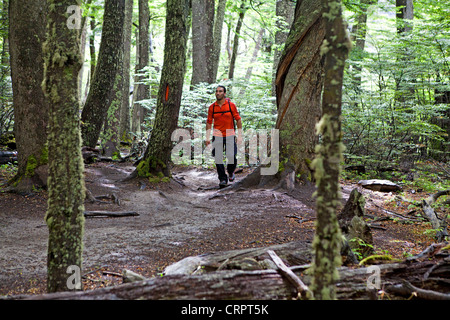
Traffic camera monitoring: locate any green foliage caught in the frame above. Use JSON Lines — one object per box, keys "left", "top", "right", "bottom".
{"left": 342, "top": 0, "right": 450, "bottom": 170}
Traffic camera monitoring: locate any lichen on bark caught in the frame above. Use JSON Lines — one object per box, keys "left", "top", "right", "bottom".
{"left": 309, "top": 0, "right": 350, "bottom": 300}
{"left": 42, "top": 0, "right": 86, "bottom": 293}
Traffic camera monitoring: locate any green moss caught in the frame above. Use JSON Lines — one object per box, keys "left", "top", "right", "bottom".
{"left": 25, "top": 155, "right": 38, "bottom": 177}
{"left": 136, "top": 156, "right": 167, "bottom": 178}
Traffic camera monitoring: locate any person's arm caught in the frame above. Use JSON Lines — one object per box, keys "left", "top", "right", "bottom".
{"left": 236, "top": 119, "right": 243, "bottom": 145}
{"left": 206, "top": 122, "right": 212, "bottom": 146}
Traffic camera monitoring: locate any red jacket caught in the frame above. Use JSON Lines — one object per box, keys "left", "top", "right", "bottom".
{"left": 207, "top": 99, "right": 241, "bottom": 137}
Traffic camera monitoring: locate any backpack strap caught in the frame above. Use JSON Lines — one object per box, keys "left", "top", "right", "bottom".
{"left": 212, "top": 98, "right": 236, "bottom": 132}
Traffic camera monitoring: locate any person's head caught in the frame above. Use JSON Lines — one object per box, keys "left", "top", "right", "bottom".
{"left": 215, "top": 85, "right": 226, "bottom": 100}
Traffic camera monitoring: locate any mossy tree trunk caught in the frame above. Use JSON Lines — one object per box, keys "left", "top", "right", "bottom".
{"left": 134, "top": 0, "right": 190, "bottom": 179}
{"left": 275, "top": 0, "right": 326, "bottom": 184}
{"left": 80, "top": 0, "right": 126, "bottom": 148}
{"left": 8, "top": 0, "right": 49, "bottom": 193}
{"left": 309, "top": 0, "right": 351, "bottom": 300}
{"left": 41, "top": 0, "right": 86, "bottom": 293}
{"left": 101, "top": 0, "right": 133, "bottom": 158}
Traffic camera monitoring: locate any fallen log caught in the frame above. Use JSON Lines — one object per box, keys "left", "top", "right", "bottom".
{"left": 83, "top": 211, "right": 139, "bottom": 218}
{"left": 7, "top": 242, "right": 449, "bottom": 300}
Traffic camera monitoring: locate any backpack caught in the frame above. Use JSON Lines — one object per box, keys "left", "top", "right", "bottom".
{"left": 211, "top": 98, "right": 236, "bottom": 131}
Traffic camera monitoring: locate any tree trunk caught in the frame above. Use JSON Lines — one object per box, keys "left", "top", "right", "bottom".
{"left": 133, "top": 0, "right": 190, "bottom": 178}
{"left": 396, "top": 0, "right": 414, "bottom": 34}
{"left": 134, "top": 0, "right": 150, "bottom": 119}
{"left": 41, "top": 0, "right": 85, "bottom": 293}
{"left": 310, "top": 0, "right": 350, "bottom": 300}
{"left": 8, "top": 0, "right": 49, "bottom": 193}
{"left": 274, "top": 0, "right": 326, "bottom": 183}
{"left": 271, "top": 0, "right": 295, "bottom": 96}
{"left": 211, "top": 0, "right": 227, "bottom": 83}
{"left": 191, "top": 0, "right": 215, "bottom": 86}
{"left": 228, "top": 0, "right": 247, "bottom": 80}
{"left": 244, "top": 28, "right": 264, "bottom": 80}
{"left": 119, "top": 0, "right": 134, "bottom": 143}
{"left": 101, "top": 0, "right": 132, "bottom": 158}
{"left": 226, "top": 0, "right": 326, "bottom": 191}
{"left": 80, "top": 0, "right": 126, "bottom": 147}
{"left": 350, "top": 0, "right": 376, "bottom": 92}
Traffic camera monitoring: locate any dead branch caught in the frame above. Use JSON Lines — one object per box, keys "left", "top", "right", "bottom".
{"left": 83, "top": 211, "right": 139, "bottom": 218}
{"left": 267, "top": 250, "right": 312, "bottom": 298}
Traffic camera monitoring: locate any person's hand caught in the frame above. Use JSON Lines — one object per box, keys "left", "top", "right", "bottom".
{"left": 205, "top": 140, "right": 211, "bottom": 147}
{"left": 236, "top": 135, "right": 242, "bottom": 146}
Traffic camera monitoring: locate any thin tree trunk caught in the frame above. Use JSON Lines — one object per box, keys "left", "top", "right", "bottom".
{"left": 8, "top": 0, "right": 49, "bottom": 192}
{"left": 244, "top": 28, "right": 264, "bottom": 80}
{"left": 80, "top": 0, "right": 126, "bottom": 148}
{"left": 228, "top": 0, "right": 247, "bottom": 80}
{"left": 119, "top": 0, "right": 134, "bottom": 143}
{"left": 211, "top": 0, "right": 227, "bottom": 83}
{"left": 42, "top": 0, "right": 85, "bottom": 293}
{"left": 310, "top": 0, "right": 350, "bottom": 300}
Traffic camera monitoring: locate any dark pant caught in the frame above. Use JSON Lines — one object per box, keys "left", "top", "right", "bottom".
{"left": 212, "top": 135, "right": 237, "bottom": 182}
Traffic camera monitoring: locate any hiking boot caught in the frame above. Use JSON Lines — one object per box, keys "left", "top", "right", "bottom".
{"left": 219, "top": 180, "right": 227, "bottom": 188}
{"left": 228, "top": 173, "right": 235, "bottom": 182}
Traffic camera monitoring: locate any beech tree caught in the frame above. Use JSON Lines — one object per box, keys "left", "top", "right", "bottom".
{"left": 133, "top": 0, "right": 190, "bottom": 179}
{"left": 310, "top": 0, "right": 351, "bottom": 299}
{"left": 191, "top": 0, "right": 215, "bottom": 85}
{"left": 80, "top": 0, "right": 126, "bottom": 148}
{"left": 42, "top": 0, "right": 85, "bottom": 293}
{"left": 8, "top": 0, "right": 49, "bottom": 192}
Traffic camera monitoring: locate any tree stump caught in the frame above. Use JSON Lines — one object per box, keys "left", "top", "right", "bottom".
{"left": 338, "top": 188, "right": 374, "bottom": 258}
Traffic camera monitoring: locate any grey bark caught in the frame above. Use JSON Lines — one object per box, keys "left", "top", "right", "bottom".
{"left": 8, "top": 0, "right": 49, "bottom": 192}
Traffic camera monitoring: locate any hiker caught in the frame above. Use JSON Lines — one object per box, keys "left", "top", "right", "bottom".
{"left": 205, "top": 85, "right": 242, "bottom": 188}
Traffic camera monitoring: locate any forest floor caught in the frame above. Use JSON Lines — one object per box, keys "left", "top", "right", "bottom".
{"left": 0, "top": 159, "right": 448, "bottom": 297}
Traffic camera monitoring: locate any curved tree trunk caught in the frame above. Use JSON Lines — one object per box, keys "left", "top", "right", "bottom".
{"left": 8, "top": 0, "right": 49, "bottom": 193}
{"left": 231, "top": 0, "right": 326, "bottom": 191}
{"left": 275, "top": 0, "right": 326, "bottom": 184}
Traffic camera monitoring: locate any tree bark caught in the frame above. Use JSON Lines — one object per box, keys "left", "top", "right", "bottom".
{"left": 309, "top": 0, "right": 351, "bottom": 300}
{"left": 80, "top": 0, "right": 126, "bottom": 147}
{"left": 211, "top": 0, "right": 227, "bottom": 83}
{"left": 133, "top": 0, "right": 190, "bottom": 178}
{"left": 274, "top": 0, "right": 326, "bottom": 183}
{"left": 191, "top": 0, "right": 215, "bottom": 86}
{"left": 119, "top": 0, "right": 134, "bottom": 143}
{"left": 13, "top": 243, "right": 450, "bottom": 300}
{"left": 228, "top": 0, "right": 247, "bottom": 80}
{"left": 8, "top": 0, "right": 49, "bottom": 192}
{"left": 101, "top": 0, "right": 132, "bottom": 158}
{"left": 271, "top": 0, "right": 295, "bottom": 96}
{"left": 41, "top": 0, "right": 85, "bottom": 293}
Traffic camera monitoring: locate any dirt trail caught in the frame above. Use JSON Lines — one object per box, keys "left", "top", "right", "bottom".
{"left": 0, "top": 162, "right": 317, "bottom": 295}
{"left": 0, "top": 160, "right": 437, "bottom": 296}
